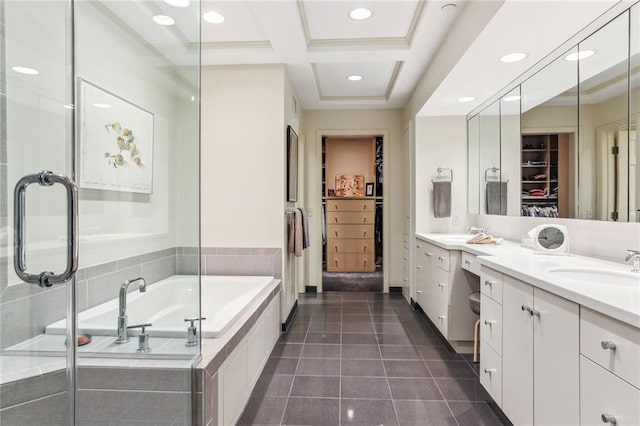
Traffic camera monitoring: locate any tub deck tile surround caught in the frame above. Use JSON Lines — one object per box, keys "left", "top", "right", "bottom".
{"left": 238, "top": 292, "right": 507, "bottom": 426}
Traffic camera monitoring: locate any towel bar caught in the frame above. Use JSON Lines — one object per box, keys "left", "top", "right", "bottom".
{"left": 431, "top": 166, "right": 453, "bottom": 183}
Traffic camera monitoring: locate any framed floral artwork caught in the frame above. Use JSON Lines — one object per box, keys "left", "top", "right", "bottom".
{"left": 78, "top": 79, "right": 154, "bottom": 193}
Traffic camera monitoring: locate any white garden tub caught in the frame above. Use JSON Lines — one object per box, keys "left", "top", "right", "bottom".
{"left": 45, "top": 275, "right": 276, "bottom": 338}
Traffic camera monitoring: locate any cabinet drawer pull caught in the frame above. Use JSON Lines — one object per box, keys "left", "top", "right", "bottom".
{"left": 334, "top": 245, "right": 338, "bottom": 253}
{"left": 521, "top": 305, "right": 532, "bottom": 313}
{"left": 464, "top": 260, "right": 471, "bottom": 266}
{"left": 601, "top": 414, "right": 617, "bottom": 424}
{"left": 363, "top": 204, "right": 367, "bottom": 210}
{"left": 364, "top": 259, "right": 367, "bottom": 267}
{"left": 530, "top": 309, "right": 541, "bottom": 317}
{"left": 335, "top": 231, "right": 338, "bottom": 237}
{"left": 484, "top": 320, "right": 496, "bottom": 326}
{"left": 484, "top": 280, "right": 495, "bottom": 286}
{"left": 363, "top": 245, "right": 367, "bottom": 253}
{"left": 334, "top": 204, "right": 338, "bottom": 210}
{"left": 438, "top": 315, "right": 446, "bottom": 320}
{"left": 438, "top": 283, "right": 446, "bottom": 287}
{"left": 334, "top": 259, "right": 339, "bottom": 267}
{"left": 363, "top": 231, "right": 367, "bottom": 237}
{"left": 416, "top": 290, "right": 423, "bottom": 294}
{"left": 438, "top": 256, "right": 444, "bottom": 261}
{"left": 416, "top": 266, "right": 423, "bottom": 269}
{"left": 426, "top": 252, "right": 433, "bottom": 257}
{"left": 484, "top": 368, "right": 496, "bottom": 374}
{"left": 601, "top": 341, "right": 616, "bottom": 351}
{"left": 363, "top": 217, "right": 367, "bottom": 224}
{"left": 334, "top": 217, "right": 338, "bottom": 223}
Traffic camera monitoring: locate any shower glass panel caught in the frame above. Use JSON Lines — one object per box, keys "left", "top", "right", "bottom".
{"left": 1, "top": 1, "right": 200, "bottom": 424}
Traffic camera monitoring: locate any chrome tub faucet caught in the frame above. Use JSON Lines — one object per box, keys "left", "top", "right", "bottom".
{"left": 116, "top": 277, "right": 147, "bottom": 344}
{"left": 625, "top": 249, "right": 640, "bottom": 273}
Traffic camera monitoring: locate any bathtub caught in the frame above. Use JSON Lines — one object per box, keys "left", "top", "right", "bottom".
{"left": 45, "top": 275, "right": 277, "bottom": 338}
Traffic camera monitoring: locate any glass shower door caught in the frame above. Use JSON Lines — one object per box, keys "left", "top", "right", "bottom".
{"left": 1, "top": 0, "right": 77, "bottom": 424}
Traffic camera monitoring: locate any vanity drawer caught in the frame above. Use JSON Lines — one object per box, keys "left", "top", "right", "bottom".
{"left": 480, "top": 293, "right": 503, "bottom": 355}
{"left": 580, "top": 307, "right": 640, "bottom": 388}
{"left": 327, "top": 238, "right": 372, "bottom": 254}
{"left": 435, "top": 268, "right": 451, "bottom": 303}
{"left": 480, "top": 341, "right": 503, "bottom": 407}
{"left": 461, "top": 252, "right": 480, "bottom": 276}
{"left": 580, "top": 355, "right": 640, "bottom": 426}
{"left": 431, "top": 300, "right": 449, "bottom": 339}
{"left": 327, "top": 253, "right": 374, "bottom": 271}
{"left": 480, "top": 265, "right": 503, "bottom": 304}
{"left": 327, "top": 199, "right": 374, "bottom": 212}
{"left": 326, "top": 211, "right": 374, "bottom": 225}
{"left": 327, "top": 224, "right": 373, "bottom": 239}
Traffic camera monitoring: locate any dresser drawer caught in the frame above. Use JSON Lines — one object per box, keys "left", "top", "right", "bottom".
{"left": 327, "top": 211, "right": 374, "bottom": 225}
{"left": 480, "top": 341, "right": 502, "bottom": 407}
{"left": 461, "top": 252, "right": 480, "bottom": 276}
{"left": 580, "top": 307, "right": 640, "bottom": 388}
{"left": 327, "top": 238, "right": 372, "bottom": 254}
{"left": 580, "top": 355, "right": 640, "bottom": 426}
{"left": 326, "top": 199, "right": 374, "bottom": 212}
{"left": 480, "top": 293, "right": 503, "bottom": 355}
{"left": 480, "top": 265, "right": 503, "bottom": 304}
{"left": 327, "top": 253, "right": 375, "bottom": 271}
{"left": 327, "top": 224, "right": 373, "bottom": 239}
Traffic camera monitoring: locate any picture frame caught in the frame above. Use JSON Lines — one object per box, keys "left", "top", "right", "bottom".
{"left": 286, "top": 125, "right": 298, "bottom": 202}
{"left": 365, "top": 182, "right": 375, "bottom": 197}
{"left": 78, "top": 79, "right": 154, "bottom": 193}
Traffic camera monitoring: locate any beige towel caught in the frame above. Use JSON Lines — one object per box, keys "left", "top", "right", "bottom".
{"left": 294, "top": 209, "right": 303, "bottom": 257}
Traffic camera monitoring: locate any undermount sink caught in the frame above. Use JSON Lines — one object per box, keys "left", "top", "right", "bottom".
{"left": 546, "top": 267, "right": 640, "bottom": 287}
{"left": 436, "top": 234, "right": 473, "bottom": 243}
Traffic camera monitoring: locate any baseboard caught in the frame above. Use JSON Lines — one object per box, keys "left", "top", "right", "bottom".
{"left": 281, "top": 300, "right": 298, "bottom": 332}
{"left": 389, "top": 286, "right": 402, "bottom": 293}
{"left": 410, "top": 297, "right": 416, "bottom": 309}
{"left": 305, "top": 285, "right": 317, "bottom": 293}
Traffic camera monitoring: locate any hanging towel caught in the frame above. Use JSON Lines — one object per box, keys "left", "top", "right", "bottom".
{"left": 433, "top": 181, "right": 452, "bottom": 218}
{"left": 486, "top": 181, "right": 508, "bottom": 215}
{"left": 298, "top": 207, "right": 310, "bottom": 249}
{"left": 294, "top": 209, "right": 303, "bottom": 257}
{"left": 287, "top": 212, "right": 295, "bottom": 254}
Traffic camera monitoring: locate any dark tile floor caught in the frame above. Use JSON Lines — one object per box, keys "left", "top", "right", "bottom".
{"left": 238, "top": 292, "right": 506, "bottom": 426}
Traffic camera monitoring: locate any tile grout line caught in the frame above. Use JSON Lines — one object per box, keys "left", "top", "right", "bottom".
{"left": 370, "top": 298, "right": 401, "bottom": 426}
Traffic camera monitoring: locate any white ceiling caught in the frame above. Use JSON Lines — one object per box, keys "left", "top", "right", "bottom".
{"left": 197, "top": 0, "right": 464, "bottom": 109}
{"left": 418, "top": 0, "right": 627, "bottom": 116}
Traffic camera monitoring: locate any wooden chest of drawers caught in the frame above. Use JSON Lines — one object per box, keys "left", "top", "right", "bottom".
{"left": 326, "top": 198, "right": 375, "bottom": 272}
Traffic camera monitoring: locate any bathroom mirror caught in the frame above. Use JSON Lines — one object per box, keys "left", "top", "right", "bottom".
{"left": 479, "top": 100, "right": 504, "bottom": 215}
{"left": 467, "top": 114, "right": 480, "bottom": 214}
{"left": 468, "top": 6, "right": 639, "bottom": 222}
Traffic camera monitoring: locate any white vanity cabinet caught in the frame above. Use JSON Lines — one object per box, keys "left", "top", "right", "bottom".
{"left": 502, "top": 274, "right": 579, "bottom": 426}
{"left": 579, "top": 308, "right": 640, "bottom": 426}
{"left": 414, "top": 238, "right": 478, "bottom": 348}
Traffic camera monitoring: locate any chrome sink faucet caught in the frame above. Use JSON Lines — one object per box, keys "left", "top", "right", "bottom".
{"left": 116, "top": 277, "right": 147, "bottom": 344}
{"left": 468, "top": 226, "right": 488, "bottom": 234}
{"left": 625, "top": 250, "right": 640, "bottom": 273}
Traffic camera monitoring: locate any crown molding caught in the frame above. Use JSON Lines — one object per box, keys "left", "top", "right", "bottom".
{"left": 312, "top": 61, "right": 404, "bottom": 102}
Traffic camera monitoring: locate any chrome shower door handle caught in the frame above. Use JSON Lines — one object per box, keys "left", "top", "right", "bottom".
{"left": 14, "top": 171, "right": 79, "bottom": 287}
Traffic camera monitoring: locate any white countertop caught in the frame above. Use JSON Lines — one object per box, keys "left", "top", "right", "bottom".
{"left": 416, "top": 233, "right": 640, "bottom": 328}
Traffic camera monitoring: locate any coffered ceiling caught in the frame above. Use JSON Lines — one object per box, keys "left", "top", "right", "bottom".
{"left": 198, "top": 0, "right": 463, "bottom": 109}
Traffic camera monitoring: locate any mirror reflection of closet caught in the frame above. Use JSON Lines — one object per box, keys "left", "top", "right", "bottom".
{"left": 321, "top": 136, "right": 383, "bottom": 291}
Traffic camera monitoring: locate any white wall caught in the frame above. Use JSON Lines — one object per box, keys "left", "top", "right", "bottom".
{"left": 414, "top": 116, "right": 470, "bottom": 234}
{"left": 303, "top": 109, "right": 404, "bottom": 291}
{"left": 201, "top": 65, "right": 285, "bottom": 248}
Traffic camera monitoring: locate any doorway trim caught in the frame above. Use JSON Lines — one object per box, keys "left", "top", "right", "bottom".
{"left": 314, "top": 129, "right": 390, "bottom": 293}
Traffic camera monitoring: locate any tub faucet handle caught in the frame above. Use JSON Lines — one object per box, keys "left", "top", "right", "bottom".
{"left": 126, "top": 323, "right": 152, "bottom": 353}
{"left": 185, "top": 317, "right": 207, "bottom": 347}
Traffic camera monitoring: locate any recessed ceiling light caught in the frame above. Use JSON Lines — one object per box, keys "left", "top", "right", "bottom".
{"left": 500, "top": 52, "right": 528, "bottom": 63}
{"left": 349, "top": 8, "right": 372, "bottom": 20}
{"left": 203, "top": 10, "right": 225, "bottom": 24}
{"left": 164, "top": 0, "right": 189, "bottom": 7}
{"left": 503, "top": 95, "right": 521, "bottom": 102}
{"left": 565, "top": 49, "right": 595, "bottom": 61}
{"left": 152, "top": 15, "right": 175, "bottom": 26}
{"left": 12, "top": 66, "right": 39, "bottom": 75}
{"left": 347, "top": 74, "right": 363, "bottom": 81}
{"left": 93, "top": 103, "right": 111, "bottom": 109}
{"left": 458, "top": 96, "right": 475, "bottom": 103}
